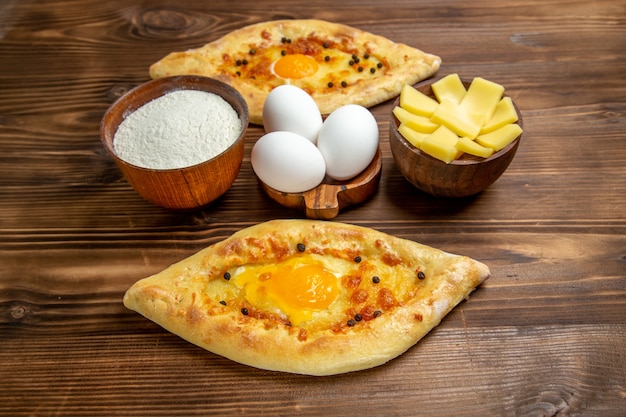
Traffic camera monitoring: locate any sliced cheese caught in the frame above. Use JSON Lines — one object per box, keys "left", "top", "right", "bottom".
{"left": 397, "top": 74, "right": 523, "bottom": 164}
{"left": 430, "top": 99, "right": 484, "bottom": 139}
{"left": 456, "top": 137, "right": 494, "bottom": 158}
{"left": 393, "top": 106, "right": 439, "bottom": 133}
{"left": 460, "top": 77, "right": 505, "bottom": 122}
{"left": 481, "top": 96, "right": 519, "bottom": 134}
{"left": 475, "top": 123, "right": 522, "bottom": 151}
{"left": 420, "top": 125, "right": 460, "bottom": 164}
{"left": 398, "top": 123, "right": 428, "bottom": 148}
{"left": 400, "top": 84, "right": 439, "bottom": 117}
{"left": 431, "top": 73, "right": 466, "bottom": 105}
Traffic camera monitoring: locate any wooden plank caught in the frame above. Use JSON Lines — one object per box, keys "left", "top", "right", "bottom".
{"left": 1, "top": 326, "right": 623, "bottom": 416}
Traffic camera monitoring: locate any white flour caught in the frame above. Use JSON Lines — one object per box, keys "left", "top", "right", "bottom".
{"left": 113, "top": 90, "right": 242, "bottom": 169}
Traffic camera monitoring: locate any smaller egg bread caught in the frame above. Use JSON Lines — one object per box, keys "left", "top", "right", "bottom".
{"left": 149, "top": 19, "right": 441, "bottom": 124}
{"left": 123, "top": 220, "right": 489, "bottom": 376}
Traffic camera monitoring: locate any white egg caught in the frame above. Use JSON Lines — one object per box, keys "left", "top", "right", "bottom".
{"left": 316, "top": 104, "right": 379, "bottom": 181}
{"left": 251, "top": 131, "right": 326, "bottom": 193}
{"left": 262, "top": 85, "right": 323, "bottom": 144}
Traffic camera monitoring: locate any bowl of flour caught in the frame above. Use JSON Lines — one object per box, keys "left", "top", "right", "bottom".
{"left": 101, "top": 76, "right": 248, "bottom": 210}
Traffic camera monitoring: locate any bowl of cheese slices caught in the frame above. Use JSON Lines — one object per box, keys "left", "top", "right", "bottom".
{"left": 389, "top": 74, "right": 523, "bottom": 198}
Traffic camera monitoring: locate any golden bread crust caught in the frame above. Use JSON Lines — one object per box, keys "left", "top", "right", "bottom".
{"left": 149, "top": 19, "right": 441, "bottom": 124}
{"left": 123, "top": 220, "right": 489, "bottom": 376}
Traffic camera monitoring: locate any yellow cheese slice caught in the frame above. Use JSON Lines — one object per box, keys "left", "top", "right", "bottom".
{"left": 475, "top": 123, "right": 522, "bottom": 151}
{"left": 430, "top": 99, "right": 484, "bottom": 139}
{"left": 398, "top": 123, "right": 428, "bottom": 148}
{"left": 393, "top": 106, "right": 439, "bottom": 133}
{"left": 456, "top": 137, "right": 494, "bottom": 158}
{"left": 431, "top": 74, "right": 466, "bottom": 105}
{"left": 480, "top": 96, "right": 519, "bottom": 134}
{"left": 400, "top": 84, "right": 439, "bottom": 117}
{"left": 460, "top": 77, "right": 505, "bottom": 122}
{"left": 420, "top": 125, "right": 460, "bottom": 163}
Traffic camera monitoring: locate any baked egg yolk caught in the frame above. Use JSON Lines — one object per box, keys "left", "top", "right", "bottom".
{"left": 272, "top": 54, "right": 319, "bottom": 79}
{"left": 233, "top": 256, "right": 339, "bottom": 325}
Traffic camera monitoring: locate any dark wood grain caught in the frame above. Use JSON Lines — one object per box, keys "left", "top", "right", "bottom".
{"left": 1, "top": 0, "right": 625, "bottom": 415}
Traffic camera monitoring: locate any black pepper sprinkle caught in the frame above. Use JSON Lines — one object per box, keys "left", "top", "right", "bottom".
{"left": 354, "top": 314, "right": 362, "bottom": 322}
{"left": 236, "top": 59, "right": 242, "bottom": 66}
{"left": 249, "top": 48, "right": 256, "bottom": 55}
{"left": 323, "top": 42, "right": 329, "bottom": 48}
{"left": 235, "top": 71, "right": 241, "bottom": 76}
{"left": 417, "top": 271, "right": 426, "bottom": 280}
{"left": 364, "top": 53, "right": 370, "bottom": 59}
{"left": 281, "top": 50, "right": 287, "bottom": 56}
{"left": 324, "top": 55, "right": 330, "bottom": 62}
{"left": 341, "top": 81, "right": 348, "bottom": 88}
{"left": 373, "top": 310, "right": 382, "bottom": 318}
{"left": 354, "top": 255, "right": 361, "bottom": 263}
{"left": 347, "top": 319, "right": 356, "bottom": 327}
{"left": 241, "top": 308, "right": 249, "bottom": 315}
{"left": 370, "top": 68, "right": 376, "bottom": 74}
{"left": 242, "top": 59, "right": 248, "bottom": 65}
{"left": 377, "top": 62, "right": 383, "bottom": 68}
{"left": 297, "top": 243, "right": 306, "bottom": 252}
{"left": 349, "top": 60, "right": 355, "bottom": 66}
{"left": 327, "top": 82, "right": 334, "bottom": 88}
{"left": 358, "top": 66, "right": 364, "bottom": 72}
{"left": 351, "top": 54, "right": 358, "bottom": 60}
{"left": 223, "top": 271, "right": 231, "bottom": 281}
{"left": 219, "top": 300, "right": 227, "bottom": 306}
{"left": 372, "top": 276, "right": 380, "bottom": 284}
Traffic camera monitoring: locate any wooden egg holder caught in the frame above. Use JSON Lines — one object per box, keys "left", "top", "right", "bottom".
{"left": 258, "top": 148, "right": 382, "bottom": 219}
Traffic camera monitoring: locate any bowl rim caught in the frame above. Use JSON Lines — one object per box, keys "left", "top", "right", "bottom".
{"left": 390, "top": 76, "right": 523, "bottom": 166}
{"left": 100, "top": 75, "right": 249, "bottom": 173}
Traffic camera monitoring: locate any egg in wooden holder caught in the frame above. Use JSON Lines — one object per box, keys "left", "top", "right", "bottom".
{"left": 254, "top": 94, "right": 382, "bottom": 219}
{"left": 258, "top": 148, "right": 382, "bottom": 220}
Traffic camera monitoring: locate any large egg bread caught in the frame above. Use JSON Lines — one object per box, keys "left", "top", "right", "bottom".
{"left": 124, "top": 220, "right": 489, "bottom": 376}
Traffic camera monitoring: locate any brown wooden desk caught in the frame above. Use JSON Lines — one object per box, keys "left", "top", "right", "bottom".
{"left": 1, "top": 0, "right": 624, "bottom": 415}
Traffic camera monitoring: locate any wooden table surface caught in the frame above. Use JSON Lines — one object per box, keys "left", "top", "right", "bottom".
{"left": 1, "top": 0, "right": 625, "bottom": 415}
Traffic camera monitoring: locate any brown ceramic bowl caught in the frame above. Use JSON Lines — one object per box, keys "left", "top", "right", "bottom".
{"left": 389, "top": 78, "right": 522, "bottom": 198}
{"left": 100, "top": 76, "right": 248, "bottom": 210}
